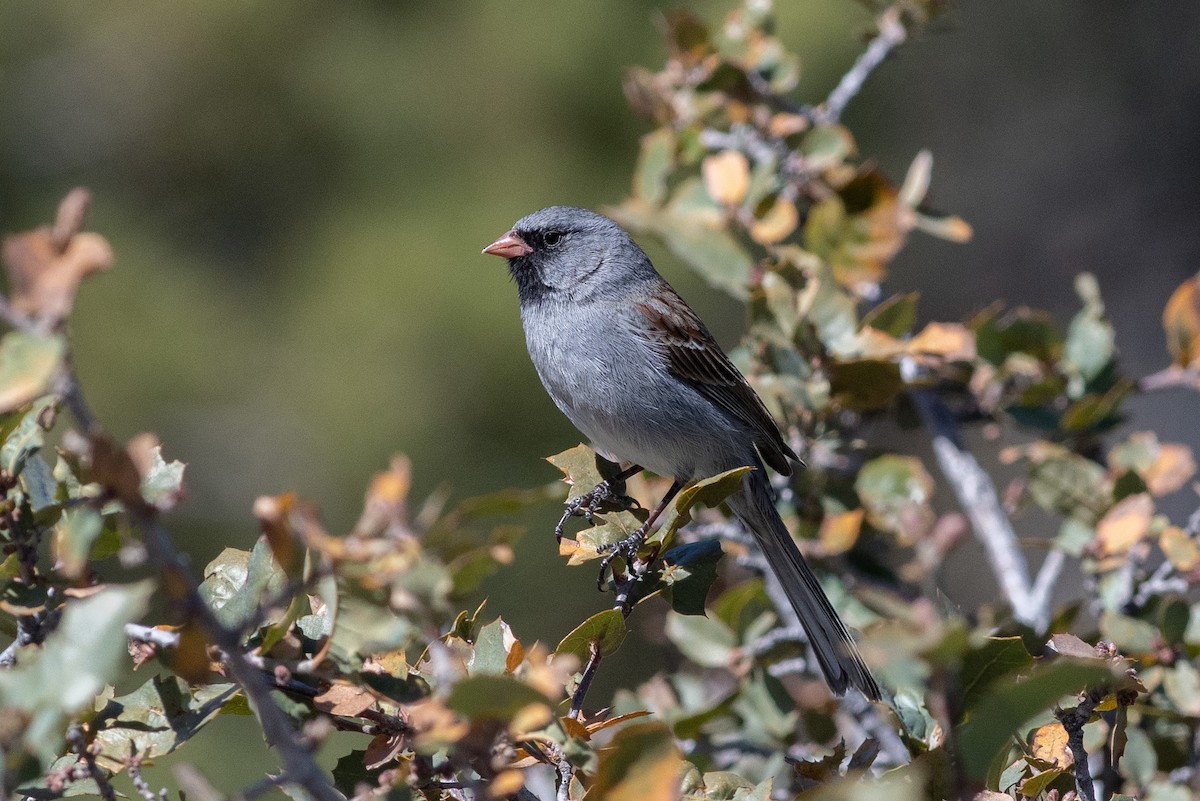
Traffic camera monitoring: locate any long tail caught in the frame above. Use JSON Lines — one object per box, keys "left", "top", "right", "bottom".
{"left": 726, "top": 473, "right": 880, "bottom": 700}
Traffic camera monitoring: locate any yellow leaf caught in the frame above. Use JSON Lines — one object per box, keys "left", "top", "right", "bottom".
{"left": 1095, "top": 493, "right": 1154, "bottom": 556}
{"left": 1030, "top": 722, "right": 1074, "bottom": 768}
{"left": 749, "top": 197, "right": 798, "bottom": 244}
{"left": 1163, "top": 272, "right": 1200, "bottom": 367}
{"left": 1160, "top": 525, "right": 1200, "bottom": 571}
{"left": 701, "top": 150, "right": 750, "bottom": 206}
{"left": 590, "top": 722, "right": 682, "bottom": 801}
{"left": 819, "top": 509, "right": 864, "bottom": 555}
{"left": 489, "top": 770, "right": 525, "bottom": 797}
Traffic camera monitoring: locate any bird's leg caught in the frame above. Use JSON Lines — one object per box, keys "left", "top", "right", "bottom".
{"left": 597, "top": 480, "right": 683, "bottom": 590}
{"left": 554, "top": 464, "right": 643, "bottom": 542}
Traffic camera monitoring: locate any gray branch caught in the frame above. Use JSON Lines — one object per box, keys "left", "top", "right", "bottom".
{"left": 816, "top": 7, "right": 907, "bottom": 125}
{"left": 910, "top": 388, "right": 1055, "bottom": 630}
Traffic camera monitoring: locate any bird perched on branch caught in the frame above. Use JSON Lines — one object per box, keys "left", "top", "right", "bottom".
{"left": 484, "top": 205, "right": 879, "bottom": 701}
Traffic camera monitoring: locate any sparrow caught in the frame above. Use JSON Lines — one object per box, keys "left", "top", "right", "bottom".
{"left": 484, "top": 205, "right": 879, "bottom": 700}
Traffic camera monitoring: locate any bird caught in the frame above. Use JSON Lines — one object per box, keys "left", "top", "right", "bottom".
{"left": 483, "top": 205, "right": 880, "bottom": 700}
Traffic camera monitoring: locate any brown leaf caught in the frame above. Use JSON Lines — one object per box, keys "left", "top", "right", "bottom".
{"left": 1163, "top": 272, "right": 1200, "bottom": 368}
{"left": 2, "top": 189, "right": 113, "bottom": 325}
{"left": 1046, "top": 633, "right": 1101, "bottom": 660}
{"left": 1094, "top": 493, "right": 1154, "bottom": 556}
{"left": 315, "top": 681, "right": 377, "bottom": 717}
{"left": 1030, "top": 722, "right": 1074, "bottom": 768}
{"left": 363, "top": 732, "right": 404, "bottom": 770}
{"left": 352, "top": 455, "right": 415, "bottom": 540}
{"left": 88, "top": 434, "right": 147, "bottom": 512}
{"left": 252, "top": 492, "right": 305, "bottom": 576}
{"left": 701, "top": 150, "right": 750, "bottom": 206}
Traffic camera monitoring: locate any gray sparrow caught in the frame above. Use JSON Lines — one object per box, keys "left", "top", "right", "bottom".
{"left": 484, "top": 205, "right": 879, "bottom": 700}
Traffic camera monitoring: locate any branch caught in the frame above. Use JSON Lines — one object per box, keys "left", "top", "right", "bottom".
{"left": 1056, "top": 685, "right": 1105, "bottom": 801}
{"left": 53, "top": 355, "right": 344, "bottom": 800}
{"left": 910, "top": 388, "right": 1053, "bottom": 630}
{"left": 816, "top": 6, "right": 906, "bottom": 125}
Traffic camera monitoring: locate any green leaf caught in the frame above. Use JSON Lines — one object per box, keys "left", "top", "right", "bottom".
{"left": 862, "top": 292, "right": 919, "bottom": 337}
{"left": 800, "top": 125, "right": 854, "bottom": 173}
{"left": 855, "top": 454, "right": 935, "bottom": 542}
{"left": 1099, "top": 610, "right": 1160, "bottom": 655}
{"left": 1018, "top": 768, "right": 1066, "bottom": 797}
{"left": 1063, "top": 272, "right": 1114, "bottom": 384}
{"left": 829, "top": 359, "right": 905, "bottom": 411}
{"left": 731, "top": 671, "right": 797, "bottom": 745}
{"left": 556, "top": 608, "right": 627, "bottom": 661}
{"left": 199, "top": 537, "right": 286, "bottom": 631}
{"left": 138, "top": 444, "right": 185, "bottom": 511}
{"left": 331, "top": 749, "right": 382, "bottom": 799}
{"left": 665, "top": 610, "right": 736, "bottom": 668}
{"left": 660, "top": 540, "right": 723, "bottom": 616}
{"left": 1, "top": 396, "right": 56, "bottom": 475}
{"left": 589, "top": 722, "right": 681, "bottom": 801}
{"left": 92, "top": 676, "right": 237, "bottom": 771}
{"left": 651, "top": 466, "right": 751, "bottom": 550}
{"left": 0, "top": 581, "right": 154, "bottom": 765}
{"left": 327, "top": 584, "right": 416, "bottom": 672}
{"left": 445, "top": 674, "right": 549, "bottom": 721}
{"left": 1162, "top": 660, "right": 1200, "bottom": 716}
{"left": 956, "top": 659, "right": 1114, "bottom": 780}
{"left": 52, "top": 506, "right": 104, "bottom": 579}
{"left": 0, "top": 332, "right": 65, "bottom": 414}
{"left": 960, "top": 636, "right": 1034, "bottom": 712}
{"left": 635, "top": 128, "right": 676, "bottom": 206}
{"left": 22, "top": 453, "right": 57, "bottom": 513}
{"left": 470, "top": 617, "right": 511, "bottom": 676}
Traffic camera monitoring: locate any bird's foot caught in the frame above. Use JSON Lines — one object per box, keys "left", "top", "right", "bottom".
{"left": 595, "top": 526, "right": 657, "bottom": 590}
{"left": 554, "top": 479, "right": 639, "bottom": 542}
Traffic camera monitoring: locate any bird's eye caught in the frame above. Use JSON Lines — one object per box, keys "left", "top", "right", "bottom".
{"left": 544, "top": 231, "right": 562, "bottom": 246}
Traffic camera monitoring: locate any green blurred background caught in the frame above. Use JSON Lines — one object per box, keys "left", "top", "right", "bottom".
{"left": 2, "top": 0, "right": 1198, "bottom": 792}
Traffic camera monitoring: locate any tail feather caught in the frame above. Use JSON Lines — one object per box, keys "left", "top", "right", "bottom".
{"left": 727, "top": 474, "right": 880, "bottom": 700}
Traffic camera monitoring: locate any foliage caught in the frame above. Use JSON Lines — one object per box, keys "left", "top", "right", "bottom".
{"left": 2, "top": 3, "right": 1200, "bottom": 801}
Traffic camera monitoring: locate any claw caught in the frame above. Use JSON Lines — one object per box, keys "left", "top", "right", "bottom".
{"left": 553, "top": 478, "right": 638, "bottom": 542}
{"left": 595, "top": 526, "right": 652, "bottom": 590}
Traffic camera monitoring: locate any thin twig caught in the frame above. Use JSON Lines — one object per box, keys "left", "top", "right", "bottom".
{"left": 66, "top": 723, "right": 117, "bottom": 801}
{"left": 569, "top": 641, "right": 602, "bottom": 720}
{"left": 816, "top": 6, "right": 907, "bottom": 125}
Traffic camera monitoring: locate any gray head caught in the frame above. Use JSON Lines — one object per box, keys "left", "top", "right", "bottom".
{"left": 482, "top": 206, "right": 656, "bottom": 305}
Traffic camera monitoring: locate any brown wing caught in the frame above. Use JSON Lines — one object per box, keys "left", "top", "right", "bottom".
{"left": 635, "top": 286, "right": 798, "bottom": 475}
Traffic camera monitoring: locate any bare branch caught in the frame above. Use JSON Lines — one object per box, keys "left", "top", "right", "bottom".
{"left": 1056, "top": 686, "right": 1106, "bottom": 801}
{"left": 816, "top": 7, "right": 906, "bottom": 125}
{"left": 125, "top": 622, "right": 181, "bottom": 649}
{"left": 910, "top": 388, "right": 1053, "bottom": 630}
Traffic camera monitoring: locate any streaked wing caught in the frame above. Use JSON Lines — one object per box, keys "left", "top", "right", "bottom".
{"left": 634, "top": 285, "right": 797, "bottom": 475}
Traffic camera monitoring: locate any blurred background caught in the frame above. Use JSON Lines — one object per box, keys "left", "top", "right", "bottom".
{"left": 2, "top": 0, "right": 1198, "bottom": 792}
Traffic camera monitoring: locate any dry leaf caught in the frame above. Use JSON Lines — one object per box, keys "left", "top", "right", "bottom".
{"left": 701, "top": 150, "right": 750, "bottom": 206}
{"left": 1030, "top": 722, "right": 1074, "bottom": 768}
{"left": 1163, "top": 273, "right": 1200, "bottom": 368}
{"left": 1144, "top": 443, "right": 1196, "bottom": 496}
{"left": 1094, "top": 492, "right": 1154, "bottom": 556}
{"left": 315, "top": 681, "right": 377, "bottom": 716}
{"left": 908, "top": 322, "right": 977, "bottom": 362}
{"left": 749, "top": 197, "right": 798, "bottom": 244}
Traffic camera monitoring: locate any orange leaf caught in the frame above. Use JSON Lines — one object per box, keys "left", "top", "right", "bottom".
{"left": 1163, "top": 273, "right": 1200, "bottom": 367}
{"left": 585, "top": 709, "right": 652, "bottom": 734}
{"left": 1094, "top": 493, "right": 1154, "bottom": 556}
{"left": 1144, "top": 443, "right": 1196, "bottom": 496}
{"left": 819, "top": 509, "right": 864, "bottom": 555}
{"left": 1029, "top": 722, "right": 1074, "bottom": 768}
{"left": 908, "top": 322, "right": 977, "bottom": 363}
{"left": 749, "top": 197, "right": 798, "bottom": 244}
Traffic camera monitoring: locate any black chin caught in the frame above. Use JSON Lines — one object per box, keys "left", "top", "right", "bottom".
{"left": 508, "top": 256, "right": 551, "bottom": 305}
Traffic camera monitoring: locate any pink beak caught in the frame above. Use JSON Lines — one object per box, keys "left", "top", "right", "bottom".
{"left": 482, "top": 230, "right": 533, "bottom": 259}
